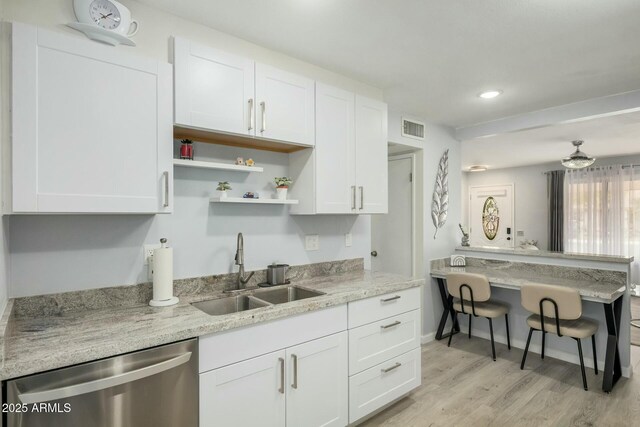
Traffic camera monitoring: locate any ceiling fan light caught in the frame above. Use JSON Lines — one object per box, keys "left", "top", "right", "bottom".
{"left": 561, "top": 140, "right": 595, "bottom": 169}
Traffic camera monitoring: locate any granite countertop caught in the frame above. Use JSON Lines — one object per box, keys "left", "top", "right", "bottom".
{"left": 431, "top": 261, "right": 625, "bottom": 303}
{"left": 456, "top": 246, "right": 634, "bottom": 264}
{"left": 0, "top": 270, "right": 423, "bottom": 380}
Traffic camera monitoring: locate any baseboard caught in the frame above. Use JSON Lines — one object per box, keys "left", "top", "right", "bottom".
{"left": 421, "top": 332, "right": 435, "bottom": 344}
{"left": 459, "top": 327, "right": 632, "bottom": 378}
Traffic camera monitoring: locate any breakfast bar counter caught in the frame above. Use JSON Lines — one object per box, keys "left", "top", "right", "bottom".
{"left": 430, "top": 256, "right": 629, "bottom": 393}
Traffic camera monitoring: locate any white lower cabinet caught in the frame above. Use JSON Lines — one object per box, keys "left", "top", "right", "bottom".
{"left": 200, "top": 349, "right": 286, "bottom": 427}
{"left": 348, "top": 347, "right": 421, "bottom": 422}
{"left": 347, "top": 289, "right": 422, "bottom": 424}
{"left": 286, "top": 333, "right": 349, "bottom": 427}
{"left": 200, "top": 332, "right": 347, "bottom": 427}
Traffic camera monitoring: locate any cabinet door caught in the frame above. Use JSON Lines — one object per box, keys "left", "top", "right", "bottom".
{"left": 255, "top": 63, "right": 315, "bottom": 146}
{"left": 315, "top": 83, "right": 356, "bottom": 214}
{"left": 11, "top": 23, "right": 172, "bottom": 213}
{"left": 200, "top": 350, "right": 286, "bottom": 427}
{"left": 286, "top": 332, "right": 348, "bottom": 427}
{"left": 174, "top": 37, "right": 255, "bottom": 136}
{"left": 355, "top": 96, "right": 388, "bottom": 214}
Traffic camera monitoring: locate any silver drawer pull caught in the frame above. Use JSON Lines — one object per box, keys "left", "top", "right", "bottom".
{"left": 278, "top": 357, "right": 285, "bottom": 394}
{"left": 381, "top": 362, "right": 402, "bottom": 373}
{"left": 381, "top": 295, "right": 401, "bottom": 303}
{"left": 380, "top": 320, "right": 401, "bottom": 329}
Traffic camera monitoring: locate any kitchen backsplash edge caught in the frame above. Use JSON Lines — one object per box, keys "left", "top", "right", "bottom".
{"left": 12, "top": 258, "right": 365, "bottom": 318}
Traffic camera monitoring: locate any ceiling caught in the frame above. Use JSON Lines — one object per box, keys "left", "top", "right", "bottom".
{"left": 461, "top": 110, "right": 640, "bottom": 170}
{"left": 139, "top": 0, "right": 640, "bottom": 127}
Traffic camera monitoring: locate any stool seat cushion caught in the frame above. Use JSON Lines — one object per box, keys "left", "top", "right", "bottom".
{"left": 453, "top": 298, "right": 509, "bottom": 318}
{"left": 526, "top": 314, "right": 598, "bottom": 339}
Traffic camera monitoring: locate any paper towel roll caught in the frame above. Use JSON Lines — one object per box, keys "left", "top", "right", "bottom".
{"left": 152, "top": 243, "right": 174, "bottom": 302}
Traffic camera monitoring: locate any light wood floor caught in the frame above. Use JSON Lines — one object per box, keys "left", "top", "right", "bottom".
{"left": 361, "top": 337, "right": 640, "bottom": 426}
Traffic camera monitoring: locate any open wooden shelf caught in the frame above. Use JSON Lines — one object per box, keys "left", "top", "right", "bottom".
{"left": 173, "top": 159, "right": 264, "bottom": 172}
{"left": 210, "top": 197, "right": 299, "bottom": 205}
{"left": 174, "top": 126, "right": 310, "bottom": 154}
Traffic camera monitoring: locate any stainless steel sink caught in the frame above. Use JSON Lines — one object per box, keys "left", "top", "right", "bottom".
{"left": 253, "top": 286, "right": 325, "bottom": 305}
{"left": 192, "top": 295, "right": 271, "bottom": 316}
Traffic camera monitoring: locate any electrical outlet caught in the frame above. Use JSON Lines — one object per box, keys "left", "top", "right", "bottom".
{"left": 517, "top": 230, "right": 525, "bottom": 237}
{"left": 345, "top": 232, "right": 352, "bottom": 247}
{"left": 305, "top": 234, "right": 319, "bottom": 251}
{"left": 143, "top": 244, "right": 161, "bottom": 265}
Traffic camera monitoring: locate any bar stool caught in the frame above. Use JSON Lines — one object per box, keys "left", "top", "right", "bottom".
{"left": 520, "top": 283, "right": 598, "bottom": 391}
{"left": 446, "top": 273, "right": 511, "bottom": 361}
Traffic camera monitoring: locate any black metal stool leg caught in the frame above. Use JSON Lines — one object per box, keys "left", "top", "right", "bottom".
{"left": 468, "top": 314, "right": 472, "bottom": 339}
{"left": 505, "top": 313, "right": 511, "bottom": 350}
{"left": 592, "top": 334, "right": 598, "bottom": 375}
{"left": 447, "top": 311, "right": 457, "bottom": 347}
{"left": 541, "top": 331, "right": 546, "bottom": 359}
{"left": 488, "top": 317, "right": 496, "bottom": 361}
{"left": 576, "top": 338, "right": 588, "bottom": 390}
{"left": 521, "top": 327, "right": 534, "bottom": 369}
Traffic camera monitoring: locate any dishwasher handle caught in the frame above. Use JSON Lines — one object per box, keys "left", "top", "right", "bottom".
{"left": 18, "top": 352, "right": 192, "bottom": 404}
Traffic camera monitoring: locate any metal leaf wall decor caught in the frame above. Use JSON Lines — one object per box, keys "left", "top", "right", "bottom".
{"left": 431, "top": 149, "right": 449, "bottom": 239}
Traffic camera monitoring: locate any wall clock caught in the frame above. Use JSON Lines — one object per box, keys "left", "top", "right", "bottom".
{"left": 67, "top": 0, "right": 139, "bottom": 46}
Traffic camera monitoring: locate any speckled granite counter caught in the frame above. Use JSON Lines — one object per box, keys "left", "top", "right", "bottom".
{"left": 0, "top": 268, "right": 423, "bottom": 380}
{"left": 430, "top": 258, "right": 626, "bottom": 303}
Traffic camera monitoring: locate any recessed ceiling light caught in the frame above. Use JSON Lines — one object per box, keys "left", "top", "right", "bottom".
{"left": 468, "top": 165, "right": 488, "bottom": 172}
{"left": 479, "top": 90, "right": 502, "bottom": 99}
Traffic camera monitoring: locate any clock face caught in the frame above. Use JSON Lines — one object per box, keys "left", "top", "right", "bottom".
{"left": 89, "top": 0, "right": 121, "bottom": 30}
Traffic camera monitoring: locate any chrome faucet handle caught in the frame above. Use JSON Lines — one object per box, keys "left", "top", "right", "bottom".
{"left": 240, "top": 271, "right": 255, "bottom": 285}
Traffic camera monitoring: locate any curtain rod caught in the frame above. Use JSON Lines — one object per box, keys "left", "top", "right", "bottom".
{"left": 543, "top": 164, "right": 640, "bottom": 174}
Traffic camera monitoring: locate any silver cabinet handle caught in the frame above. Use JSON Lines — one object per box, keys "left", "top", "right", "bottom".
{"left": 18, "top": 352, "right": 192, "bottom": 404}
{"left": 162, "top": 171, "right": 169, "bottom": 207}
{"left": 248, "top": 98, "right": 254, "bottom": 131}
{"left": 381, "top": 362, "right": 402, "bottom": 373}
{"left": 359, "top": 186, "right": 364, "bottom": 210}
{"left": 291, "top": 354, "right": 298, "bottom": 389}
{"left": 381, "top": 320, "right": 401, "bottom": 329}
{"left": 278, "top": 357, "right": 285, "bottom": 394}
{"left": 351, "top": 186, "right": 356, "bottom": 210}
{"left": 260, "top": 101, "right": 266, "bottom": 133}
{"left": 381, "top": 295, "right": 401, "bottom": 303}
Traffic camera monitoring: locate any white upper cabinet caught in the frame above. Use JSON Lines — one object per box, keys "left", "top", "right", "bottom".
{"left": 172, "top": 38, "right": 314, "bottom": 148}
{"left": 290, "top": 86, "right": 388, "bottom": 215}
{"left": 173, "top": 37, "right": 255, "bottom": 136}
{"left": 313, "top": 83, "right": 355, "bottom": 214}
{"left": 255, "top": 64, "right": 315, "bottom": 146}
{"left": 10, "top": 23, "right": 172, "bottom": 214}
{"left": 355, "top": 95, "right": 389, "bottom": 214}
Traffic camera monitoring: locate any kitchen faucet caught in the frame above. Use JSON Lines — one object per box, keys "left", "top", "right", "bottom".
{"left": 234, "top": 232, "right": 254, "bottom": 290}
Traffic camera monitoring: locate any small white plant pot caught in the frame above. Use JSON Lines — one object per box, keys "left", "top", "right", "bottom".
{"left": 218, "top": 190, "right": 228, "bottom": 199}
{"left": 276, "top": 187, "right": 288, "bottom": 200}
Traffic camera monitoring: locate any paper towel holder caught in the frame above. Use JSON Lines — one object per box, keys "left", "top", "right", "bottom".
{"left": 149, "top": 238, "right": 179, "bottom": 307}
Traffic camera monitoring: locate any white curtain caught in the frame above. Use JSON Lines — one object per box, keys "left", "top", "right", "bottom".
{"left": 564, "top": 165, "right": 640, "bottom": 285}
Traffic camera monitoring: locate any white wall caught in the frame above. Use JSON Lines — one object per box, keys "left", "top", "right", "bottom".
{"left": 462, "top": 153, "right": 640, "bottom": 250}
{"left": 388, "top": 112, "right": 462, "bottom": 337}
{"left": 0, "top": 2, "right": 9, "bottom": 311}
{"left": 3, "top": 0, "right": 381, "bottom": 297}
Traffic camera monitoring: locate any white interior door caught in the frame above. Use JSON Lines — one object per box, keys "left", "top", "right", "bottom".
{"left": 371, "top": 155, "right": 413, "bottom": 276}
{"left": 469, "top": 184, "right": 515, "bottom": 248}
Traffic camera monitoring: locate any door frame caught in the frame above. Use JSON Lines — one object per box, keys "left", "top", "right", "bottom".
{"left": 468, "top": 183, "right": 515, "bottom": 248}
{"left": 375, "top": 153, "right": 416, "bottom": 276}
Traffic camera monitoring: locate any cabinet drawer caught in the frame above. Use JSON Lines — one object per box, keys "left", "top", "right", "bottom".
{"left": 348, "top": 347, "right": 421, "bottom": 424}
{"left": 348, "top": 287, "right": 420, "bottom": 328}
{"left": 349, "top": 309, "right": 420, "bottom": 374}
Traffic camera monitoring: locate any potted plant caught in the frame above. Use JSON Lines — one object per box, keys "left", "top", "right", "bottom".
{"left": 274, "top": 177, "right": 293, "bottom": 200}
{"left": 216, "top": 181, "right": 231, "bottom": 199}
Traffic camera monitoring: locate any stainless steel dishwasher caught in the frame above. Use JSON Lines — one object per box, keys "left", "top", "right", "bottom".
{"left": 5, "top": 339, "right": 198, "bottom": 427}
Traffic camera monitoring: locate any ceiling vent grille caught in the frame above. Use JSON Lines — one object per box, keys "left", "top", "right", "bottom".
{"left": 401, "top": 117, "right": 425, "bottom": 140}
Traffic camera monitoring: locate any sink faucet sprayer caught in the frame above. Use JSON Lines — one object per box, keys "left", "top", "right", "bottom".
{"left": 235, "top": 232, "right": 254, "bottom": 290}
